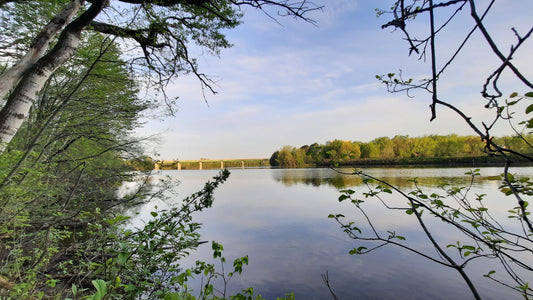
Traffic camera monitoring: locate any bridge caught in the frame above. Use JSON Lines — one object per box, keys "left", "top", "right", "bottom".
{"left": 154, "top": 158, "right": 270, "bottom": 170}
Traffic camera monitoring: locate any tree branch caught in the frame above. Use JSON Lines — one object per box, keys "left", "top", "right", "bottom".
{"left": 89, "top": 21, "right": 168, "bottom": 48}
{"left": 468, "top": 0, "right": 533, "bottom": 91}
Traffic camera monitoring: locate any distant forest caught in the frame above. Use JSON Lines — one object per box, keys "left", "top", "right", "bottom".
{"left": 270, "top": 134, "right": 533, "bottom": 168}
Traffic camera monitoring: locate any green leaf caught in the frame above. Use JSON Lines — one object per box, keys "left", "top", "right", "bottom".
{"left": 405, "top": 209, "right": 413, "bottom": 215}
{"left": 525, "top": 104, "right": 533, "bottom": 114}
{"left": 484, "top": 270, "right": 496, "bottom": 278}
{"left": 501, "top": 188, "right": 512, "bottom": 195}
{"left": 510, "top": 92, "right": 518, "bottom": 98}
{"left": 150, "top": 211, "right": 158, "bottom": 217}
{"left": 525, "top": 92, "right": 533, "bottom": 97}
{"left": 118, "top": 251, "right": 129, "bottom": 264}
{"left": 340, "top": 189, "right": 355, "bottom": 194}
{"left": 518, "top": 283, "right": 530, "bottom": 291}
{"left": 163, "top": 292, "right": 183, "bottom": 300}
{"left": 349, "top": 246, "right": 367, "bottom": 255}
{"left": 125, "top": 285, "right": 137, "bottom": 292}
{"left": 91, "top": 279, "right": 107, "bottom": 300}
{"left": 338, "top": 194, "right": 349, "bottom": 202}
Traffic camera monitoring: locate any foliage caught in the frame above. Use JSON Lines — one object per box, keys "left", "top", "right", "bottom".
{"left": 128, "top": 155, "right": 156, "bottom": 171}
{"left": 76, "top": 170, "right": 233, "bottom": 299}
{"left": 271, "top": 134, "right": 533, "bottom": 168}
{"left": 0, "top": 32, "right": 153, "bottom": 298}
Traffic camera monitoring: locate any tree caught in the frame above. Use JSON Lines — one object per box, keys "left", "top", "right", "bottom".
{"left": 0, "top": 0, "right": 320, "bottom": 151}
{"left": 307, "top": 142, "right": 325, "bottom": 164}
{"left": 292, "top": 147, "right": 307, "bottom": 166}
{"left": 360, "top": 141, "right": 379, "bottom": 159}
{"left": 270, "top": 150, "right": 280, "bottom": 166}
{"left": 372, "top": 136, "right": 395, "bottom": 159}
{"left": 277, "top": 145, "right": 296, "bottom": 168}
{"left": 332, "top": 1, "right": 533, "bottom": 299}
{"left": 412, "top": 135, "right": 437, "bottom": 157}
{"left": 0, "top": 30, "right": 159, "bottom": 298}
{"left": 328, "top": 140, "right": 361, "bottom": 161}
{"left": 391, "top": 135, "right": 412, "bottom": 158}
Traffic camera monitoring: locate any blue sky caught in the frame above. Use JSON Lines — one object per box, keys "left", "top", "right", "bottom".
{"left": 137, "top": 0, "right": 533, "bottom": 160}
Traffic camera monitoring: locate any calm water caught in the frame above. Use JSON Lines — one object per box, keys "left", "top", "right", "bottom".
{"left": 127, "top": 166, "right": 533, "bottom": 299}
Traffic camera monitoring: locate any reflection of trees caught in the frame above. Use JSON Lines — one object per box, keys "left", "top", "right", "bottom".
{"left": 275, "top": 169, "right": 493, "bottom": 190}
{"left": 277, "top": 175, "right": 363, "bottom": 189}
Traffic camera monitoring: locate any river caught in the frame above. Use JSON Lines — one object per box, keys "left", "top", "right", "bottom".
{"left": 126, "top": 166, "right": 533, "bottom": 299}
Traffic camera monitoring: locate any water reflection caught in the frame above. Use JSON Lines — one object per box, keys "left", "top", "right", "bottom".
{"left": 139, "top": 167, "right": 533, "bottom": 300}
{"left": 274, "top": 167, "right": 500, "bottom": 189}
{"left": 274, "top": 168, "right": 363, "bottom": 188}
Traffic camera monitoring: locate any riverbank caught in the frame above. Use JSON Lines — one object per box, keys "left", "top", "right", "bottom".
{"left": 153, "top": 154, "right": 532, "bottom": 170}
{"left": 319, "top": 155, "right": 533, "bottom": 168}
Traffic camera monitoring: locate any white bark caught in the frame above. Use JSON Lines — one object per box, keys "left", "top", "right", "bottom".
{"left": 0, "top": 33, "right": 81, "bottom": 150}
{"left": 0, "top": 0, "right": 107, "bottom": 152}
{"left": 0, "top": 0, "right": 104, "bottom": 151}
{"left": 0, "top": 0, "right": 83, "bottom": 103}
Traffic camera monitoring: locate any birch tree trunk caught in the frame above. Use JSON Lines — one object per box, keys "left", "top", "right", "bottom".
{"left": 0, "top": 0, "right": 83, "bottom": 102}
{"left": 0, "top": 0, "right": 105, "bottom": 151}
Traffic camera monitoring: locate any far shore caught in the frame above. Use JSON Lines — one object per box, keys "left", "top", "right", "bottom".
{"left": 149, "top": 155, "right": 533, "bottom": 170}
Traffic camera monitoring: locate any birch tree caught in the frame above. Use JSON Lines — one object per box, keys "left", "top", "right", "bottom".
{"left": 0, "top": 0, "right": 319, "bottom": 151}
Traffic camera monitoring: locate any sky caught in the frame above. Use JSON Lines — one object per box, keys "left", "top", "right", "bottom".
{"left": 136, "top": 0, "right": 533, "bottom": 160}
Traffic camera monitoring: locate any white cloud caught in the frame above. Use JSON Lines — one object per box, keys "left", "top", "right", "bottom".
{"left": 142, "top": 90, "right": 521, "bottom": 160}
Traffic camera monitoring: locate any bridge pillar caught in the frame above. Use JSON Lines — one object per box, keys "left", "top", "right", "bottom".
{"left": 242, "top": 161, "right": 244, "bottom": 169}
{"left": 199, "top": 161, "right": 202, "bottom": 170}
{"left": 177, "top": 162, "right": 181, "bottom": 170}
{"left": 221, "top": 161, "right": 224, "bottom": 169}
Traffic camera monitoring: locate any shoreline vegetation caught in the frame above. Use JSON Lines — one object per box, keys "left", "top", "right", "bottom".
{"left": 269, "top": 134, "right": 533, "bottom": 169}
{"left": 131, "top": 134, "right": 533, "bottom": 170}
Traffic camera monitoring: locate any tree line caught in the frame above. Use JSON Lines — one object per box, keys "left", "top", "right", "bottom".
{"left": 270, "top": 134, "right": 533, "bottom": 168}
